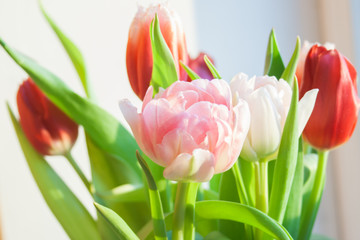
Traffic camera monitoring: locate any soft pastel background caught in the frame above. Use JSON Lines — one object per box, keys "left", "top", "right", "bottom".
{"left": 0, "top": 0, "right": 359, "bottom": 239}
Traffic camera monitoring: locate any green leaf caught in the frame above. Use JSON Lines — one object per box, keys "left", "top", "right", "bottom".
{"left": 283, "top": 139, "right": 304, "bottom": 239}
{"left": 7, "top": 104, "right": 101, "bottom": 240}
{"left": 281, "top": 37, "right": 301, "bottom": 86}
{"left": 310, "top": 234, "right": 334, "bottom": 240}
{"left": 264, "top": 29, "right": 285, "bottom": 78}
{"left": 302, "top": 153, "right": 318, "bottom": 210}
{"left": 204, "top": 55, "right": 221, "bottom": 79}
{"left": 0, "top": 38, "right": 142, "bottom": 180}
{"left": 219, "top": 170, "right": 245, "bottom": 239}
{"left": 95, "top": 184, "right": 146, "bottom": 203}
{"left": 94, "top": 202, "right": 140, "bottom": 240}
{"left": 139, "top": 201, "right": 292, "bottom": 240}
{"left": 39, "top": 1, "right": 93, "bottom": 99}
{"left": 180, "top": 61, "right": 200, "bottom": 80}
{"left": 268, "top": 78, "right": 299, "bottom": 224}
{"left": 195, "top": 201, "right": 293, "bottom": 240}
{"left": 204, "top": 231, "right": 231, "bottom": 240}
{"left": 150, "top": 14, "right": 178, "bottom": 93}
{"left": 136, "top": 152, "right": 167, "bottom": 240}
{"left": 87, "top": 136, "right": 150, "bottom": 232}
{"left": 239, "top": 158, "right": 255, "bottom": 207}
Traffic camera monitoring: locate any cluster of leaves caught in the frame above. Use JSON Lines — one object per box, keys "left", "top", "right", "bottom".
{"left": 1, "top": 3, "right": 331, "bottom": 240}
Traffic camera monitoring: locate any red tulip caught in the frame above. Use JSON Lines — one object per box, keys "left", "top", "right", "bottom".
{"left": 300, "top": 45, "right": 360, "bottom": 150}
{"left": 17, "top": 78, "right": 78, "bottom": 155}
{"left": 126, "top": 3, "right": 189, "bottom": 100}
{"left": 187, "top": 53, "right": 214, "bottom": 81}
{"left": 296, "top": 41, "right": 335, "bottom": 89}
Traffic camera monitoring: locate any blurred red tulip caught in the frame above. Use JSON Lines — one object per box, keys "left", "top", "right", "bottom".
{"left": 126, "top": 3, "right": 189, "bottom": 100}
{"left": 187, "top": 53, "right": 214, "bottom": 81}
{"left": 17, "top": 78, "right": 78, "bottom": 155}
{"left": 300, "top": 45, "right": 360, "bottom": 150}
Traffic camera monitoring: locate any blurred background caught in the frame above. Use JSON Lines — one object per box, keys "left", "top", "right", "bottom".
{"left": 0, "top": 0, "right": 359, "bottom": 239}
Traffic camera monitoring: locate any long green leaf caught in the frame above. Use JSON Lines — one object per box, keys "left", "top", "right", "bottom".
{"left": 7, "top": 104, "right": 101, "bottom": 240}
{"left": 139, "top": 201, "right": 292, "bottom": 240}
{"left": 87, "top": 136, "right": 150, "bottom": 233}
{"left": 204, "top": 55, "right": 221, "bottom": 79}
{"left": 180, "top": 61, "right": 200, "bottom": 80}
{"left": 283, "top": 139, "right": 304, "bottom": 239}
{"left": 136, "top": 152, "right": 167, "bottom": 240}
{"left": 239, "top": 157, "right": 255, "bottom": 207}
{"left": 310, "top": 234, "right": 333, "bottom": 240}
{"left": 150, "top": 14, "right": 178, "bottom": 93}
{"left": 268, "top": 78, "right": 299, "bottom": 224}
{"left": 39, "top": 1, "right": 93, "bottom": 99}
{"left": 219, "top": 170, "right": 245, "bottom": 239}
{"left": 196, "top": 201, "right": 293, "bottom": 240}
{"left": 0, "top": 38, "right": 142, "bottom": 180}
{"left": 302, "top": 153, "right": 318, "bottom": 210}
{"left": 281, "top": 37, "right": 301, "bottom": 86}
{"left": 264, "top": 29, "right": 285, "bottom": 78}
{"left": 94, "top": 202, "right": 140, "bottom": 240}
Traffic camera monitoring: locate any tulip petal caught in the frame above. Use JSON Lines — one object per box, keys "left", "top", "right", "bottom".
{"left": 248, "top": 88, "right": 281, "bottom": 159}
{"left": 163, "top": 149, "right": 215, "bottom": 182}
{"left": 298, "top": 89, "right": 319, "bottom": 137}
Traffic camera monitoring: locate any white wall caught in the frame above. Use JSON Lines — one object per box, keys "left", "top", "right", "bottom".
{"left": 0, "top": 0, "right": 197, "bottom": 239}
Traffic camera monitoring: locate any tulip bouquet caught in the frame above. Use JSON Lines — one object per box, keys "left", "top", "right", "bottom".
{"left": 1, "top": 2, "right": 359, "bottom": 240}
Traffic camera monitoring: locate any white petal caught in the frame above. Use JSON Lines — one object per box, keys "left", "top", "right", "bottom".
{"left": 248, "top": 88, "right": 281, "bottom": 158}
{"left": 298, "top": 89, "right": 319, "bottom": 137}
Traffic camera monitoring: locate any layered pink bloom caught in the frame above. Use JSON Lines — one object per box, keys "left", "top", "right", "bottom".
{"left": 17, "top": 78, "right": 78, "bottom": 155}
{"left": 126, "top": 3, "right": 188, "bottom": 100}
{"left": 120, "top": 79, "right": 250, "bottom": 182}
{"left": 187, "top": 53, "right": 214, "bottom": 81}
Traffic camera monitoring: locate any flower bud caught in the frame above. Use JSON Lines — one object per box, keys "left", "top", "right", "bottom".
{"left": 120, "top": 79, "right": 250, "bottom": 182}
{"left": 16, "top": 78, "right": 78, "bottom": 155}
{"left": 126, "top": 3, "right": 189, "bottom": 100}
{"left": 187, "top": 53, "right": 214, "bottom": 81}
{"left": 300, "top": 45, "right": 360, "bottom": 150}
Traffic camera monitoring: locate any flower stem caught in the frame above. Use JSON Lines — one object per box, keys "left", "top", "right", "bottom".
{"left": 298, "top": 151, "right": 328, "bottom": 240}
{"left": 255, "top": 161, "right": 268, "bottom": 240}
{"left": 232, "top": 160, "right": 253, "bottom": 240}
{"left": 232, "top": 160, "right": 249, "bottom": 205}
{"left": 172, "top": 182, "right": 189, "bottom": 240}
{"left": 184, "top": 182, "right": 200, "bottom": 240}
{"left": 64, "top": 152, "right": 92, "bottom": 195}
{"left": 172, "top": 182, "right": 199, "bottom": 240}
{"left": 255, "top": 161, "right": 268, "bottom": 213}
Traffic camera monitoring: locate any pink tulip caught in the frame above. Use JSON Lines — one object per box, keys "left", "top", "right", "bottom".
{"left": 120, "top": 79, "right": 250, "bottom": 182}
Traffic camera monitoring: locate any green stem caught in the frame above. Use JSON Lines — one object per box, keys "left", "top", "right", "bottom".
{"left": 298, "top": 151, "right": 328, "bottom": 240}
{"left": 255, "top": 161, "right": 268, "bottom": 240}
{"left": 232, "top": 160, "right": 249, "bottom": 205}
{"left": 172, "top": 182, "right": 190, "bottom": 240}
{"left": 64, "top": 152, "right": 92, "bottom": 195}
{"left": 159, "top": 180, "right": 172, "bottom": 214}
{"left": 232, "top": 160, "right": 253, "bottom": 240}
{"left": 255, "top": 161, "right": 268, "bottom": 213}
{"left": 184, "top": 183, "right": 200, "bottom": 240}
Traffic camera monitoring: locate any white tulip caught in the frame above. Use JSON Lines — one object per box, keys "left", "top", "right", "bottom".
{"left": 230, "top": 73, "right": 318, "bottom": 162}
